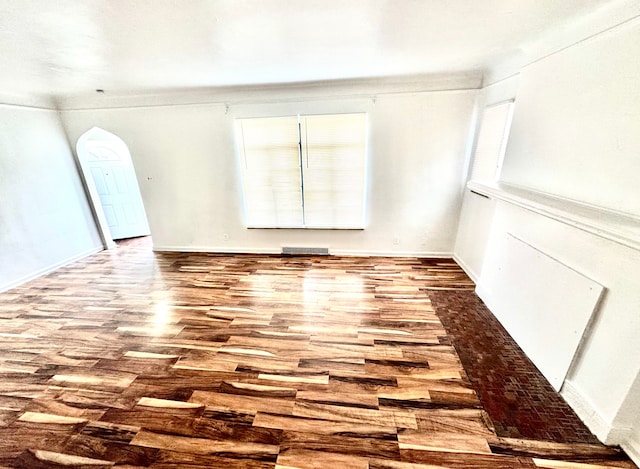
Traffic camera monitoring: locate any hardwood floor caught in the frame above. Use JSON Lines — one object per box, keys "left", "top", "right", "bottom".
{"left": 0, "top": 237, "right": 634, "bottom": 468}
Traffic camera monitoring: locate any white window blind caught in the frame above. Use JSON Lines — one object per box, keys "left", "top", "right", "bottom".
{"left": 469, "top": 100, "right": 514, "bottom": 181}
{"left": 237, "top": 113, "right": 366, "bottom": 229}
{"left": 300, "top": 114, "right": 366, "bottom": 228}
{"left": 238, "top": 116, "right": 303, "bottom": 227}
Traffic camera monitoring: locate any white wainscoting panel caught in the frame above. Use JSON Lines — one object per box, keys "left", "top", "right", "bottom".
{"left": 478, "top": 233, "right": 604, "bottom": 391}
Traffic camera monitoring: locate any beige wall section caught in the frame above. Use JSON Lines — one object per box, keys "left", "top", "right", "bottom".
{"left": 60, "top": 87, "right": 477, "bottom": 256}
{"left": 0, "top": 104, "right": 102, "bottom": 291}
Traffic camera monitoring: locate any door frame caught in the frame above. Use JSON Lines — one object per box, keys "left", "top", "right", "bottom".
{"left": 75, "top": 127, "right": 146, "bottom": 250}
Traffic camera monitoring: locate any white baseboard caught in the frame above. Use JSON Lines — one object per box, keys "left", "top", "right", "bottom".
{"left": 474, "top": 283, "right": 493, "bottom": 309}
{"left": 452, "top": 253, "right": 480, "bottom": 283}
{"left": 153, "top": 245, "right": 280, "bottom": 254}
{"left": 331, "top": 249, "right": 451, "bottom": 258}
{"left": 622, "top": 434, "right": 640, "bottom": 468}
{"left": 561, "top": 379, "right": 624, "bottom": 445}
{"left": 0, "top": 245, "right": 103, "bottom": 293}
{"left": 153, "top": 245, "right": 452, "bottom": 258}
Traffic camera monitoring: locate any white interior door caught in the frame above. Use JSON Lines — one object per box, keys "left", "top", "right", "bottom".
{"left": 86, "top": 142, "right": 150, "bottom": 240}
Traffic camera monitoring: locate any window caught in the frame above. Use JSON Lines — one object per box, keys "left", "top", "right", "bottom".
{"left": 469, "top": 100, "right": 514, "bottom": 181}
{"left": 237, "top": 113, "right": 366, "bottom": 229}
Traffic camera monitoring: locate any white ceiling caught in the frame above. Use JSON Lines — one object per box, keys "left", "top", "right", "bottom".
{"left": 0, "top": 0, "right": 614, "bottom": 98}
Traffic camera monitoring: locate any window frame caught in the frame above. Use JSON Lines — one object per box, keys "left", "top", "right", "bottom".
{"left": 236, "top": 112, "right": 368, "bottom": 230}
{"left": 469, "top": 99, "right": 515, "bottom": 182}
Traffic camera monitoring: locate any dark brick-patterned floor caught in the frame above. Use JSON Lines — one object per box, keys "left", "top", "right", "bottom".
{"left": 429, "top": 289, "right": 600, "bottom": 444}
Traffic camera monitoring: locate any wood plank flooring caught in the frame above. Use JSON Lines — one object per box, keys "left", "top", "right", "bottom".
{"left": 0, "top": 237, "right": 634, "bottom": 468}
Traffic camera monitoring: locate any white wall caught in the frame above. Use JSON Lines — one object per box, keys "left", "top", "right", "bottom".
{"left": 0, "top": 104, "right": 102, "bottom": 291}
{"left": 452, "top": 191, "right": 495, "bottom": 282}
{"left": 455, "top": 9, "right": 640, "bottom": 456}
{"left": 60, "top": 87, "right": 477, "bottom": 256}
{"left": 501, "top": 18, "right": 640, "bottom": 217}
{"left": 453, "top": 76, "right": 518, "bottom": 281}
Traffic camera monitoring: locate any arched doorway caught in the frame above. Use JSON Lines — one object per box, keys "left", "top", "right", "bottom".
{"left": 76, "top": 127, "right": 150, "bottom": 249}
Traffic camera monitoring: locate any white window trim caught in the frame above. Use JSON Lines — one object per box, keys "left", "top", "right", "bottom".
{"left": 469, "top": 99, "right": 515, "bottom": 182}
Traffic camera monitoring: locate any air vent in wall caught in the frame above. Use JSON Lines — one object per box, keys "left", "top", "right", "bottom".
{"left": 281, "top": 247, "right": 329, "bottom": 255}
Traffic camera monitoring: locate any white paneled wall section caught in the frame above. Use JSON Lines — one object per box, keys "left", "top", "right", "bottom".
{"left": 455, "top": 11, "right": 640, "bottom": 463}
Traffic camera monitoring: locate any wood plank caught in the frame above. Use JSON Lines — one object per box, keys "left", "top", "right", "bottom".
{"left": 0, "top": 239, "right": 631, "bottom": 468}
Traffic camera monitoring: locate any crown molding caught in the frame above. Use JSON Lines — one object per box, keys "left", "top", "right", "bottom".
{"left": 484, "top": 0, "right": 640, "bottom": 86}
{"left": 0, "top": 92, "right": 57, "bottom": 110}
{"left": 54, "top": 72, "right": 482, "bottom": 111}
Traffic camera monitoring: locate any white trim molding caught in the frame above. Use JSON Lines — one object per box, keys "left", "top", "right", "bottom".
{"left": 560, "top": 379, "right": 629, "bottom": 445}
{"left": 56, "top": 72, "right": 482, "bottom": 110}
{"left": 453, "top": 253, "right": 480, "bottom": 284}
{"left": 153, "top": 245, "right": 280, "bottom": 255}
{"left": 467, "top": 181, "right": 640, "bottom": 252}
{"left": 153, "top": 245, "right": 452, "bottom": 258}
{"left": 0, "top": 246, "right": 103, "bottom": 293}
{"left": 0, "top": 93, "right": 56, "bottom": 110}
{"left": 331, "top": 250, "right": 451, "bottom": 258}
{"left": 622, "top": 434, "right": 640, "bottom": 467}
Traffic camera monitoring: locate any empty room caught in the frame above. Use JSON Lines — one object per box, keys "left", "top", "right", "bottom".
{"left": 0, "top": 0, "right": 639, "bottom": 467}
